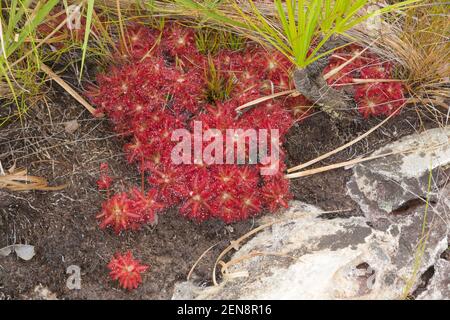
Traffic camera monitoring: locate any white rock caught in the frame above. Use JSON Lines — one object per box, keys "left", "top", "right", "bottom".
{"left": 347, "top": 126, "right": 450, "bottom": 224}
{"left": 417, "top": 259, "right": 450, "bottom": 300}
{"left": 173, "top": 200, "right": 449, "bottom": 300}
{"left": 173, "top": 128, "right": 450, "bottom": 300}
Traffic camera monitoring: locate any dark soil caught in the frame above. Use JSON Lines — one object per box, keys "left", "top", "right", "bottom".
{"left": 285, "top": 108, "right": 442, "bottom": 217}
{"left": 0, "top": 87, "right": 443, "bottom": 300}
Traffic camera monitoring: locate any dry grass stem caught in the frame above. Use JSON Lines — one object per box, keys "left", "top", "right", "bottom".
{"left": 287, "top": 111, "right": 397, "bottom": 173}
{"left": 210, "top": 208, "right": 351, "bottom": 286}
{"left": 235, "top": 89, "right": 297, "bottom": 111}
{"left": 0, "top": 168, "right": 67, "bottom": 191}
{"left": 40, "top": 64, "right": 100, "bottom": 117}
{"left": 285, "top": 140, "right": 445, "bottom": 179}
{"left": 187, "top": 241, "right": 221, "bottom": 281}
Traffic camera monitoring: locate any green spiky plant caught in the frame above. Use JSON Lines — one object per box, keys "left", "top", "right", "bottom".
{"left": 204, "top": 54, "right": 235, "bottom": 102}
{"left": 150, "top": 0, "right": 419, "bottom": 114}
{"left": 195, "top": 27, "right": 245, "bottom": 54}
{"left": 195, "top": 28, "right": 222, "bottom": 54}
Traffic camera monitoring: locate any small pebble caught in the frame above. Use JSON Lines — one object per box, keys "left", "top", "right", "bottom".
{"left": 64, "top": 120, "right": 79, "bottom": 134}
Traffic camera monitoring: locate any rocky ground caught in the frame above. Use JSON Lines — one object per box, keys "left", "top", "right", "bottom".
{"left": 0, "top": 91, "right": 448, "bottom": 299}
{"left": 174, "top": 127, "right": 450, "bottom": 299}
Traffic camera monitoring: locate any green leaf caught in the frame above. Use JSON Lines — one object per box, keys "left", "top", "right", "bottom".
{"left": 80, "top": 0, "right": 95, "bottom": 80}
{"left": 8, "top": 0, "right": 59, "bottom": 56}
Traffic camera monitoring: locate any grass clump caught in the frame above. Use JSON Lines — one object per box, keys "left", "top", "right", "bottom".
{"left": 203, "top": 55, "right": 235, "bottom": 102}
{"left": 349, "top": 0, "right": 450, "bottom": 118}
{"left": 0, "top": 0, "right": 59, "bottom": 122}
{"left": 195, "top": 27, "right": 245, "bottom": 55}
{"left": 150, "top": 0, "right": 418, "bottom": 68}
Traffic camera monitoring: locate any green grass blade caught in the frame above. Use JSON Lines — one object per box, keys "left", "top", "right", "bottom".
{"left": 80, "top": 0, "right": 95, "bottom": 80}
{"left": 8, "top": 0, "right": 59, "bottom": 57}
{"left": 275, "top": 0, "right": 291, "bottom": 43}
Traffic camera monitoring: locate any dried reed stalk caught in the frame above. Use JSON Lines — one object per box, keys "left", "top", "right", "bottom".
{"left": 0, "top": 168, "right": 67, "bottom": 191}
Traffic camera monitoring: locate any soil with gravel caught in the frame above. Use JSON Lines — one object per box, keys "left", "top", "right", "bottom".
{"left": 0, "top": 86, "right": 445, "bottom": 299}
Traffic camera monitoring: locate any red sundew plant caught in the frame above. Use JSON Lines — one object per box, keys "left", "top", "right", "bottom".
{"left": 96, "top": 186, "right": 166, "bottom": 233}
{"left": 324, "top": 45, "right": 406, "bottom": 117}
{"left": 89, "top": 23, "right": 406, "bottom": 233}
{"left": 129, "top": 188, "right": 164, "bottom": 224}
{"left": 96, "top": 192, "right": 141, "bottom": 233}
{"left": 117, "top": 23, "right": 160, "bottom": 62}
{"left": 108, "top": 251, "right": 149, "bottom": 290}
{"left": 162, "top": 23, "right": 197, "bottom": 57}
{"left": 354, "top": 82, "right": 405, "bottom": 118}
{"left": 97, "top": 162, "right": 113, "bottom": 191}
